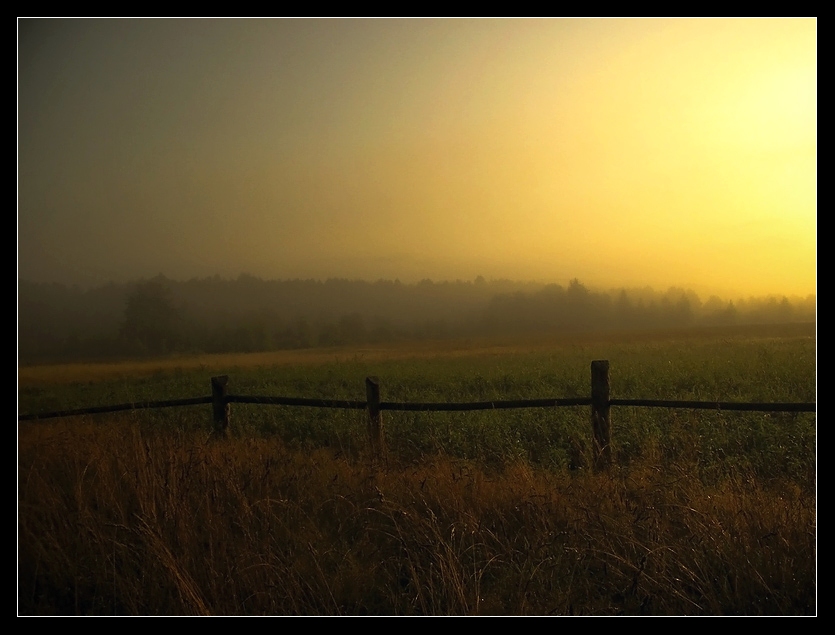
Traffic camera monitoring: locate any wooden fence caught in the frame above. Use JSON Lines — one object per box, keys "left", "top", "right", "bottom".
{"left": 18, "top": 360, "right": 816, "bottom": 469}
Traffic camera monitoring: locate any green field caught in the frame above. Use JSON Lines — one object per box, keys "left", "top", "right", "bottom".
{"left": 18, "top": 325, "right": 817, "bottom": 615}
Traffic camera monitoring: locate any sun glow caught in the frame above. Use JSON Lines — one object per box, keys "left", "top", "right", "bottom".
{"left": 19, "top": 19, "right": 816, "bottom": 297}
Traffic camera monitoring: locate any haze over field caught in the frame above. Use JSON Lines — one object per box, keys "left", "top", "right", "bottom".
{"left": 18, "top": 19, "right": 816, "bottom": 297}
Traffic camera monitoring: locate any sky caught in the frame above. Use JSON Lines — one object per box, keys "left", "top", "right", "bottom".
{"left": 17, "top": 19, "right": 816, "bottom": 297}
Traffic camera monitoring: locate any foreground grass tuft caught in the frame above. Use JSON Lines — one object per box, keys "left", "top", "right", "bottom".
{"left": 19, "top": 418, "right": 815, "bottom": 615}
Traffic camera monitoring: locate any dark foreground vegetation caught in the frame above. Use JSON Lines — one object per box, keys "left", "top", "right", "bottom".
{"left": 18, "top": 329, "right": 816, "bottom": 615}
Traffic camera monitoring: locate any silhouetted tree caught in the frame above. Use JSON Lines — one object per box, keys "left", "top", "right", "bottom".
{"left": 120, "top": 276, "right": 181, "bottom": 354}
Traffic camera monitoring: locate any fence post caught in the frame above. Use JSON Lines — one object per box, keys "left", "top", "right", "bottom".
{"left": 591, "top": 360, "right": 611, "bottom": 470}
{"left": 211, "top": 375, "right": 230, "bottom": 435}
{"left": 366, "top": 376, "right": 384, "bottom": 460}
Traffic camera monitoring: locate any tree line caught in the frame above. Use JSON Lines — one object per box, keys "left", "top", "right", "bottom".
{"left": 18, "top": 274, "right": 816, "bottom": 363}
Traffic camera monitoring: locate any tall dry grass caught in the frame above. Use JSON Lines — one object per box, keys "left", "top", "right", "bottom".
{"left": 18, "top": 416, "right": 815, "bottom": 615}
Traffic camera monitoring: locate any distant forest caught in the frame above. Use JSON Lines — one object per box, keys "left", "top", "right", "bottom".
{"left": 18, "top": 274, "right": 816, "bottom": 363}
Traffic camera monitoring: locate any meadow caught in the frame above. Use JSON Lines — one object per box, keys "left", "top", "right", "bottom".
{"left": 18, "top": 324, "right": 816, "bottom": 615}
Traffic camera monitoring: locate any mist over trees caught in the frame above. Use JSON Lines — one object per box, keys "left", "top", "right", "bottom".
{"left": 18, "top": 274, "right": 816, "bottom": 363}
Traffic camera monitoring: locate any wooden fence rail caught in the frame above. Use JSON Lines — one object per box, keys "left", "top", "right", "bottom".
{"left": 608, "top": 399, "right": 815, "bottom": 411}
{"left": 18, "top": 360, "right": 816, "bottom": 468}
{"left": 17, "top": 396, "right": 212, "bottom": 420}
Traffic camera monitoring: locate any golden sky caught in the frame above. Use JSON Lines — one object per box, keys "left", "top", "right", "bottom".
{"left": 18, "top": 19, "right": 816, "bottom": 297}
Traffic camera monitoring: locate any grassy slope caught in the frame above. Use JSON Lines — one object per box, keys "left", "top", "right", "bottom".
{"left": 18, "top": 324, "right": 816, "bottom": 615}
